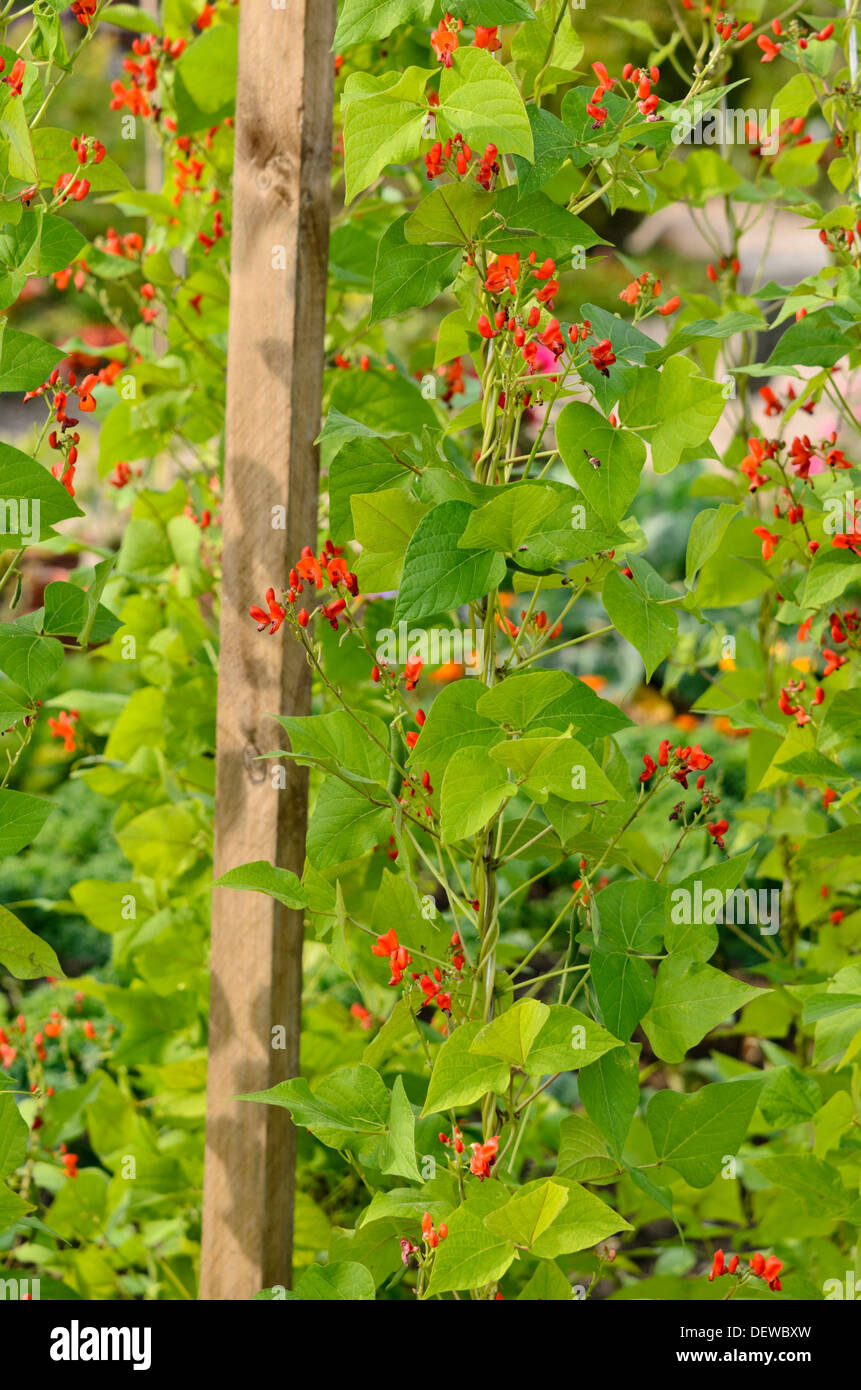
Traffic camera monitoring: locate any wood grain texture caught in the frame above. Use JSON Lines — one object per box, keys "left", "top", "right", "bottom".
{"left": 200, "top": 0, "right": 335, "bottom": 1301}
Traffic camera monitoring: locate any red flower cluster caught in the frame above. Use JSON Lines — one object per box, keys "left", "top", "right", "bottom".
{"left": 425, "top": 132, "right": 499, "bottom": 190}
{"left": 439, "top": 1124, "right": 464, "bottom": 1154}
{"left": 618, "top": 270, "right": 679, "bottom": 317}
{"left": 710, "top": 1249, "right": 783, "bottom": 1292}
{"left": 421, "top": 1211, "right": 448, "bottom": 1247}
{"left": 641, "top": 739, "right": 713, "bottom": 790}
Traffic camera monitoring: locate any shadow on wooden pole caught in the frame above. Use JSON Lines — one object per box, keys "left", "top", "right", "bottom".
{"left": 200, "top": 0, "right": 335, "bottom": 1300}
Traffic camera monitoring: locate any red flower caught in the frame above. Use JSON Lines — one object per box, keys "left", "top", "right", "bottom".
{"left": 3, "top": 59, "right": 25, "bottom": 97}
{"left": 47, "top": 710, "right": 78, "bottom": 753}
{"left": 469, "top": 1135, "right": 499, "bottom": 1179}
{"left": 589, "top": 338, "right": 616, "bottom": 375}
{"left": 640, "top": 754, "right": 657, "bottom": 783}
{"left": 249, "top": 587, "right": 286, "bottom": 635}
{"left": 431, "top": 14, "right": 461, "bottom": 67}
{"left": 485, "top": 254, "right": 520, "bottom": 295}
{"left": 752, "top": 526, "right": 779, "bottom": 561}
{"left": 425, "top": 141, "right": 444, "bottom": 180}
{"left": 372, "top": 929, "right": 399, "bottom": 958}
{"left": 707, "top": 818, "right": 729, "bottom": 851}
{"left": 405, "top": 656, "right": 423, "bottom": 691}
{"left": 473, "top": 26, "right": 500, "bottom": 52}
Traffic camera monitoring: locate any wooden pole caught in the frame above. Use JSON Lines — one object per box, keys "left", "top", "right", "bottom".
{"left": 200, "top": 0, "right": 335, "bottom": 1300}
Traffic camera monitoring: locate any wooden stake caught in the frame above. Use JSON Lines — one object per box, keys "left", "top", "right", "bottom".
{"left": 200, "top": 0, "right": 335, "bottom": 1300}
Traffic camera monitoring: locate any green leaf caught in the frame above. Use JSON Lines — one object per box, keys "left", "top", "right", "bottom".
{"left": 404, "top": 179, "right": 494, "bottom": 245}
{"left": 0, "top": 902, "right": 63, "bottom": 980}
{"left": 619, "top": 357, "right": 725, "bottom": 474}
{"left": 517, "top": 1259, "right": 575, "bottom": 1300}
{"left": 33, "top": 212, "right": 86, "bottom": 275}
{"left": 0, "top": 788, "right": 51, "bottom": 857}
{"left": 242, "top": 1065, "right": 391, "bottom": 1166}
{"left": 513, "top": 105, "right": 577, "bottom": 196}
{"left": 647, "top": 1077, "right": 764, "bottom": 1187}
{"left": 591, "top": 946, "right": 654, "bottom": 1041}
{"left": 115, "top": 803, "right": 201, "bottom": 879}
{"left": 489, "top": 732, "right": 622, "bottom": 804}
{"left": 370, "top": 214, "right": 461, "bottom": 324}
{"left": 438, "top": 47, "right": 533, "bottom": 158}
{"left": 0, "top": 1183, "right": 33, "bottom": 1234}
{"left": 476, "top": 670, "right": 570, "bottom": 730}
{"left": 352, "top": 487, "right": 427, "bottom": 590}
{"left": 406, "top": 679, "right": 504, "bottom": 789}
{"left": 470, "top": 998, "right": 549, "bottom": 1069}
{"left": 602, "top": 566, "right": 678, "bottom": 680}
{"left": 42, "top": 580, "right": 122, "bottom": 643}
{"left": 644, "top": 313, "right": 764, "bottom": 368}
{"left": 214, "top": 860, "right": 308, "bottom": 909}
{"left": 642, "top": 956, "right": 765, "bottom": 1064}
{"left": 440, "top": 746, "right": 514, "bottom": 844}
{"left": 334, "top": 0, "right": 434, "bottom": 47}
{"left": 0, "top": 440, "right": 83, "bottom": 542}
{"left": 748, "top": 1154, "right": 849, "bottom": 1216}
{"left": 529, "top": 674, "right": 633, "bottom": 741}
{"left": 0, "top": 1092, "right": 28, "bottom": 1181}
{"left": 32, "top": 127, "right": 130, "bottom": 192}
{"left": 449, "top": 0, "right": 536, "bottom": 17}
{"left": 395, "top": 500, "right": 506, "bottom": 623}
{"left": 328, "top": 434, "right": 412, "bottom": 545}
{"left": 264, "top": 1261, "right": 375, "bottom": 1301}
{"left": 425, "top": 1201, "right": 516, "bottom": 1295}
{"left": 422, "top": 1020, "right": 510, "bottom": 1114}
{"left": 0, "top": 328, "right": 64, "bottom": 394}
{"left": 511, "top": 0, "right": 584, "bottom": 96}
{"left": 803, "top": 549, "right": 860, "bottom": 608}
{"left": 685, "top": 504, "right": 740, "bottom": 584}
{"left": 1, "top": 92, "right": 36, "bottom": 183}
{"left": 524, "top": 1004, "right": 623, "bottom": 1075}
{"left": 459, "top": 482, "right": 563, "bottom": 553}
{"left": 759, "top": 308, "right": 854, "bottom": 376}
{"left": 484, "top": 188, "right": 608, "bottom": 257}
{"left": 665, "top": 849, "right": 755, "bottom": 961}
{"left": 578, "top": 1047, "right": 639, "bottom": 1157}
{"left": 529, "top": 1180, "right": 632, "bottom": 1258}
{"left": 556, "top": 1114, "right": 616, "bottom": 1182}
{"left": 556, "top": 401, "right": 646, "bottom": 527}
{"left": 594, "top": 879, "right": 666, "bottom": 953}
{"left": 342, "top": 66, "right": 431, "bottom": 203}
{"left": 371, "top": 868, "right": 445, "bottom": 968}
{"left": 0, "top": 625, "right": 65, "bottom": 698}
{"left": 381, "top": 1076, "right": 421, "bottom": 1182}
{"left": 99, "top": 2, "right": 163, "bottom": 33}
{"left": 306, "top": 780, "right": 391, "bottom": 871}
{"left": 174, "top": 24, "right": 237, "bottom": 119}
{"left": 484, "top": 1180, "right": 569, "bottom": 1248}
{"left": 274, "top": 708, "right": 389, "bottom": 780}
